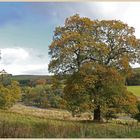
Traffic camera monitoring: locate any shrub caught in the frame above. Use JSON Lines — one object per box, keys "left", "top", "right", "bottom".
{"left": 133, "top": 102, "right": 140, "bottom": 122}
{"left": 22, "top": 85, "right": 65, "bottom": 109}
{"left": 0, "top": 81, "right": 21, "bottom": 109}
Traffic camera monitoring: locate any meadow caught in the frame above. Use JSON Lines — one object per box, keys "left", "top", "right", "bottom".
{"left": 0, "top": 103, "right": 139, "bottom": 138}
{"left": 127, "top": 86, "right": 140, "bottom": 97}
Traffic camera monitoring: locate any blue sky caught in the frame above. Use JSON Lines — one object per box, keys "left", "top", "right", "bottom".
{"left": 0, "top": 2, "right": 140, "bottom": 75}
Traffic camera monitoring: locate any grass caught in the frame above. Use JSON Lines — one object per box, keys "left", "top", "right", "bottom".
{"left": 9, "top": 103, "right": 92, "bottom": 121}
{"left": 125, "top": 129, "right": 140, "bottom": 138}
{"left": 127, "top": 86, "right": 140, "bottom": 97}
{"left": 0, "top": 109, "right": 139, "bottom": 138}
{"left": 0, "top": 103, "right": 138, "bottom": 138}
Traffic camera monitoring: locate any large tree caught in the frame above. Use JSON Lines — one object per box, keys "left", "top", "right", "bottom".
{"left": 48, "top": 14, "right": 140, "bottom": 121}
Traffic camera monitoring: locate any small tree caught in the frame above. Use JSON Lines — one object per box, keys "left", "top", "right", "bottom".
{"left": 0, "top": 81, "right": 21, "bottom": 109}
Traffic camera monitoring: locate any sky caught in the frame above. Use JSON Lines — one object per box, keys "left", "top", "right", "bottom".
{"left": 0, "top": 2, "right": 140, "bottom": 75}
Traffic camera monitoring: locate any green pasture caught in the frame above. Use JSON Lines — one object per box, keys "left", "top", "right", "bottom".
{"left": 127, "top": 86, "right": 140, "bottom": 97}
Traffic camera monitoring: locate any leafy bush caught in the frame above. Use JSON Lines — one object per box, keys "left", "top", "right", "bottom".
{"left": 22, "top": 85, "right": 65, "bottom": 109}
{"left": 133, "top": 102, "right": 140, "bottom": 122}
{"left": 133, "top": 113, "right": 140, "bottom": 122}
{"left": 0, "top": 81, "right": 21, "bottom": 109}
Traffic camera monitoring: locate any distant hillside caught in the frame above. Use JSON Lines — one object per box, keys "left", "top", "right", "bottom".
{"left": 12, "top": 67, "right": 140, "bottom": 81}
{"left": 11, "top": 67, "right": 140, "bottom": 86}
{"left": 12, "top": 75, "right": 52, "bottom": 81}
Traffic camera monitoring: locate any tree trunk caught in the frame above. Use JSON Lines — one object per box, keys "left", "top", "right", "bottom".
{"left": 93, "top": 105, "right": 101, "bottom": 122}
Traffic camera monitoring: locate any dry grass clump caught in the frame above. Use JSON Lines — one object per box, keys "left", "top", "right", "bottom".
{"left": 9, "top": 103, "right": 92, "bottom": 121}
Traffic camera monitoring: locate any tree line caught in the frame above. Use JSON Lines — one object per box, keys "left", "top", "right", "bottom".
{"left": 126, "top": 68, "right": 140, "bottom": 85}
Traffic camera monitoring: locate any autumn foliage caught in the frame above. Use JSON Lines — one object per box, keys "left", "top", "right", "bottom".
{"left": 49, "top": 14, "right": 140, "bottom": 121}
{"left": 0, "top": 80, "right": 21, "bottom": 109}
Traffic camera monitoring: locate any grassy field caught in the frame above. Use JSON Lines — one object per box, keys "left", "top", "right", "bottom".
{"left": 0, "top": 103, "right": 139, "bottom": 138}
{"left": 127, "top": 86, "right": 140, "bottom": 97}
{"left": 9, "top": 103, "right": 92, "bottom": 121}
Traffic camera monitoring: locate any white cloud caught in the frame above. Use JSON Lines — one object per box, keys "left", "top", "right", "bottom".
{"left": 1, "top": 47, "right": 29, "bottom": 65}
{"left": 88, "top": 2, "right": 140, "bottom": 38}
{"left": 131, "top": 63, "right": 140, "bottom": 68}
{"left": 0, "top": 47, "right": 49, "bottom": 75}
{"left": 93, "top": 2, "right": 125, "bottom": 17}
{"left": 120, "top": 3, "right": 140, "bottom": 38}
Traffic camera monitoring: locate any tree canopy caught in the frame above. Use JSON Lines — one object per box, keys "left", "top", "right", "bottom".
{"left": 49, "top": 14, "right": 140, "bottom": 76}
